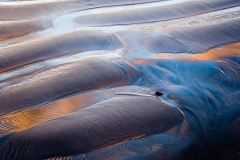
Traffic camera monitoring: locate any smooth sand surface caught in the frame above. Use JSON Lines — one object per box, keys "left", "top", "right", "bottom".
{"left": 0, "top": 19, "right": 52, "bottom": 40}
{"left": 0, "top": 0, "right": 240, "bottom": 159}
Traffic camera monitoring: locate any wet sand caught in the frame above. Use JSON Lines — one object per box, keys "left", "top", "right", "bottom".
{"left": 0, "top": 0, "right": 240, "bottom": 159}
{"left": 0, "top": 30, "right": 122, "bottom": 73}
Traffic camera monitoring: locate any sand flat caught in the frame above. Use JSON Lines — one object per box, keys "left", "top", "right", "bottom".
{"left": 0, "top": 30, "right": 122, "bottom": 73}
{"left": 0, "top": 0, "right": 240, "bottom": 159}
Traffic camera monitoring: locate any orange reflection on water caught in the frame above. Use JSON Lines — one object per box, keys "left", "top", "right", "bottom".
{"left": 0, "top": 92, "right": 96, "bottom": 136}
{"left": 0, "top": 86, "right": 141, "bottom": 136}
{"left": 153, "top": 42, "right": 240, "bottom": 61}
{"left": 132, "top": 59, "right": 147, "bottom": 65}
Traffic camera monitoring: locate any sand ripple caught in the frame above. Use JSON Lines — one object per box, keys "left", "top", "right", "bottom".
{"left": 144, "top": 18, "right": 240, "bottom": 53}
{"left": 0, "top": 57, "right": 140, "bottom": 115}
{"left": 0, "top": 0, "right": 240, "bottom": 159}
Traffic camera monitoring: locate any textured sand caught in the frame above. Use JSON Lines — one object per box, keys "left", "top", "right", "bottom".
{"left": 0, "top": 0, "right": 240, "bottom": 159}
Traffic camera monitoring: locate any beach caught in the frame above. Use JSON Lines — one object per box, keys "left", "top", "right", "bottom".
{"left": 0, "top": 0, "right": 240, "bottom": 159}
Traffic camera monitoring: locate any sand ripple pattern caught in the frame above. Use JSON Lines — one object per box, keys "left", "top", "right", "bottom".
{"left": 74, "top": 0, "right": 240, "bottom": 26}
{"left": 0, "top": 96, "right": 183, "bottom": 160}
{"left": 144, "top": 18, "right": 240, "bottom": 53}
{"left": 0, "top": 0, "right": 240, "bottom": 159}
{"left": 0, "top": 0, "right": 167, "bottom": 20}
{"left": 0, "top": 57, "right": 140, "bottom": 115}
{"left": 0, "top": 30, "right": 122, "bottom": 73}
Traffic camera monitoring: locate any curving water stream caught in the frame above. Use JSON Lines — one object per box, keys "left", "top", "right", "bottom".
{"left": 0, "top": 0, "right": 240, "bottom": 159}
